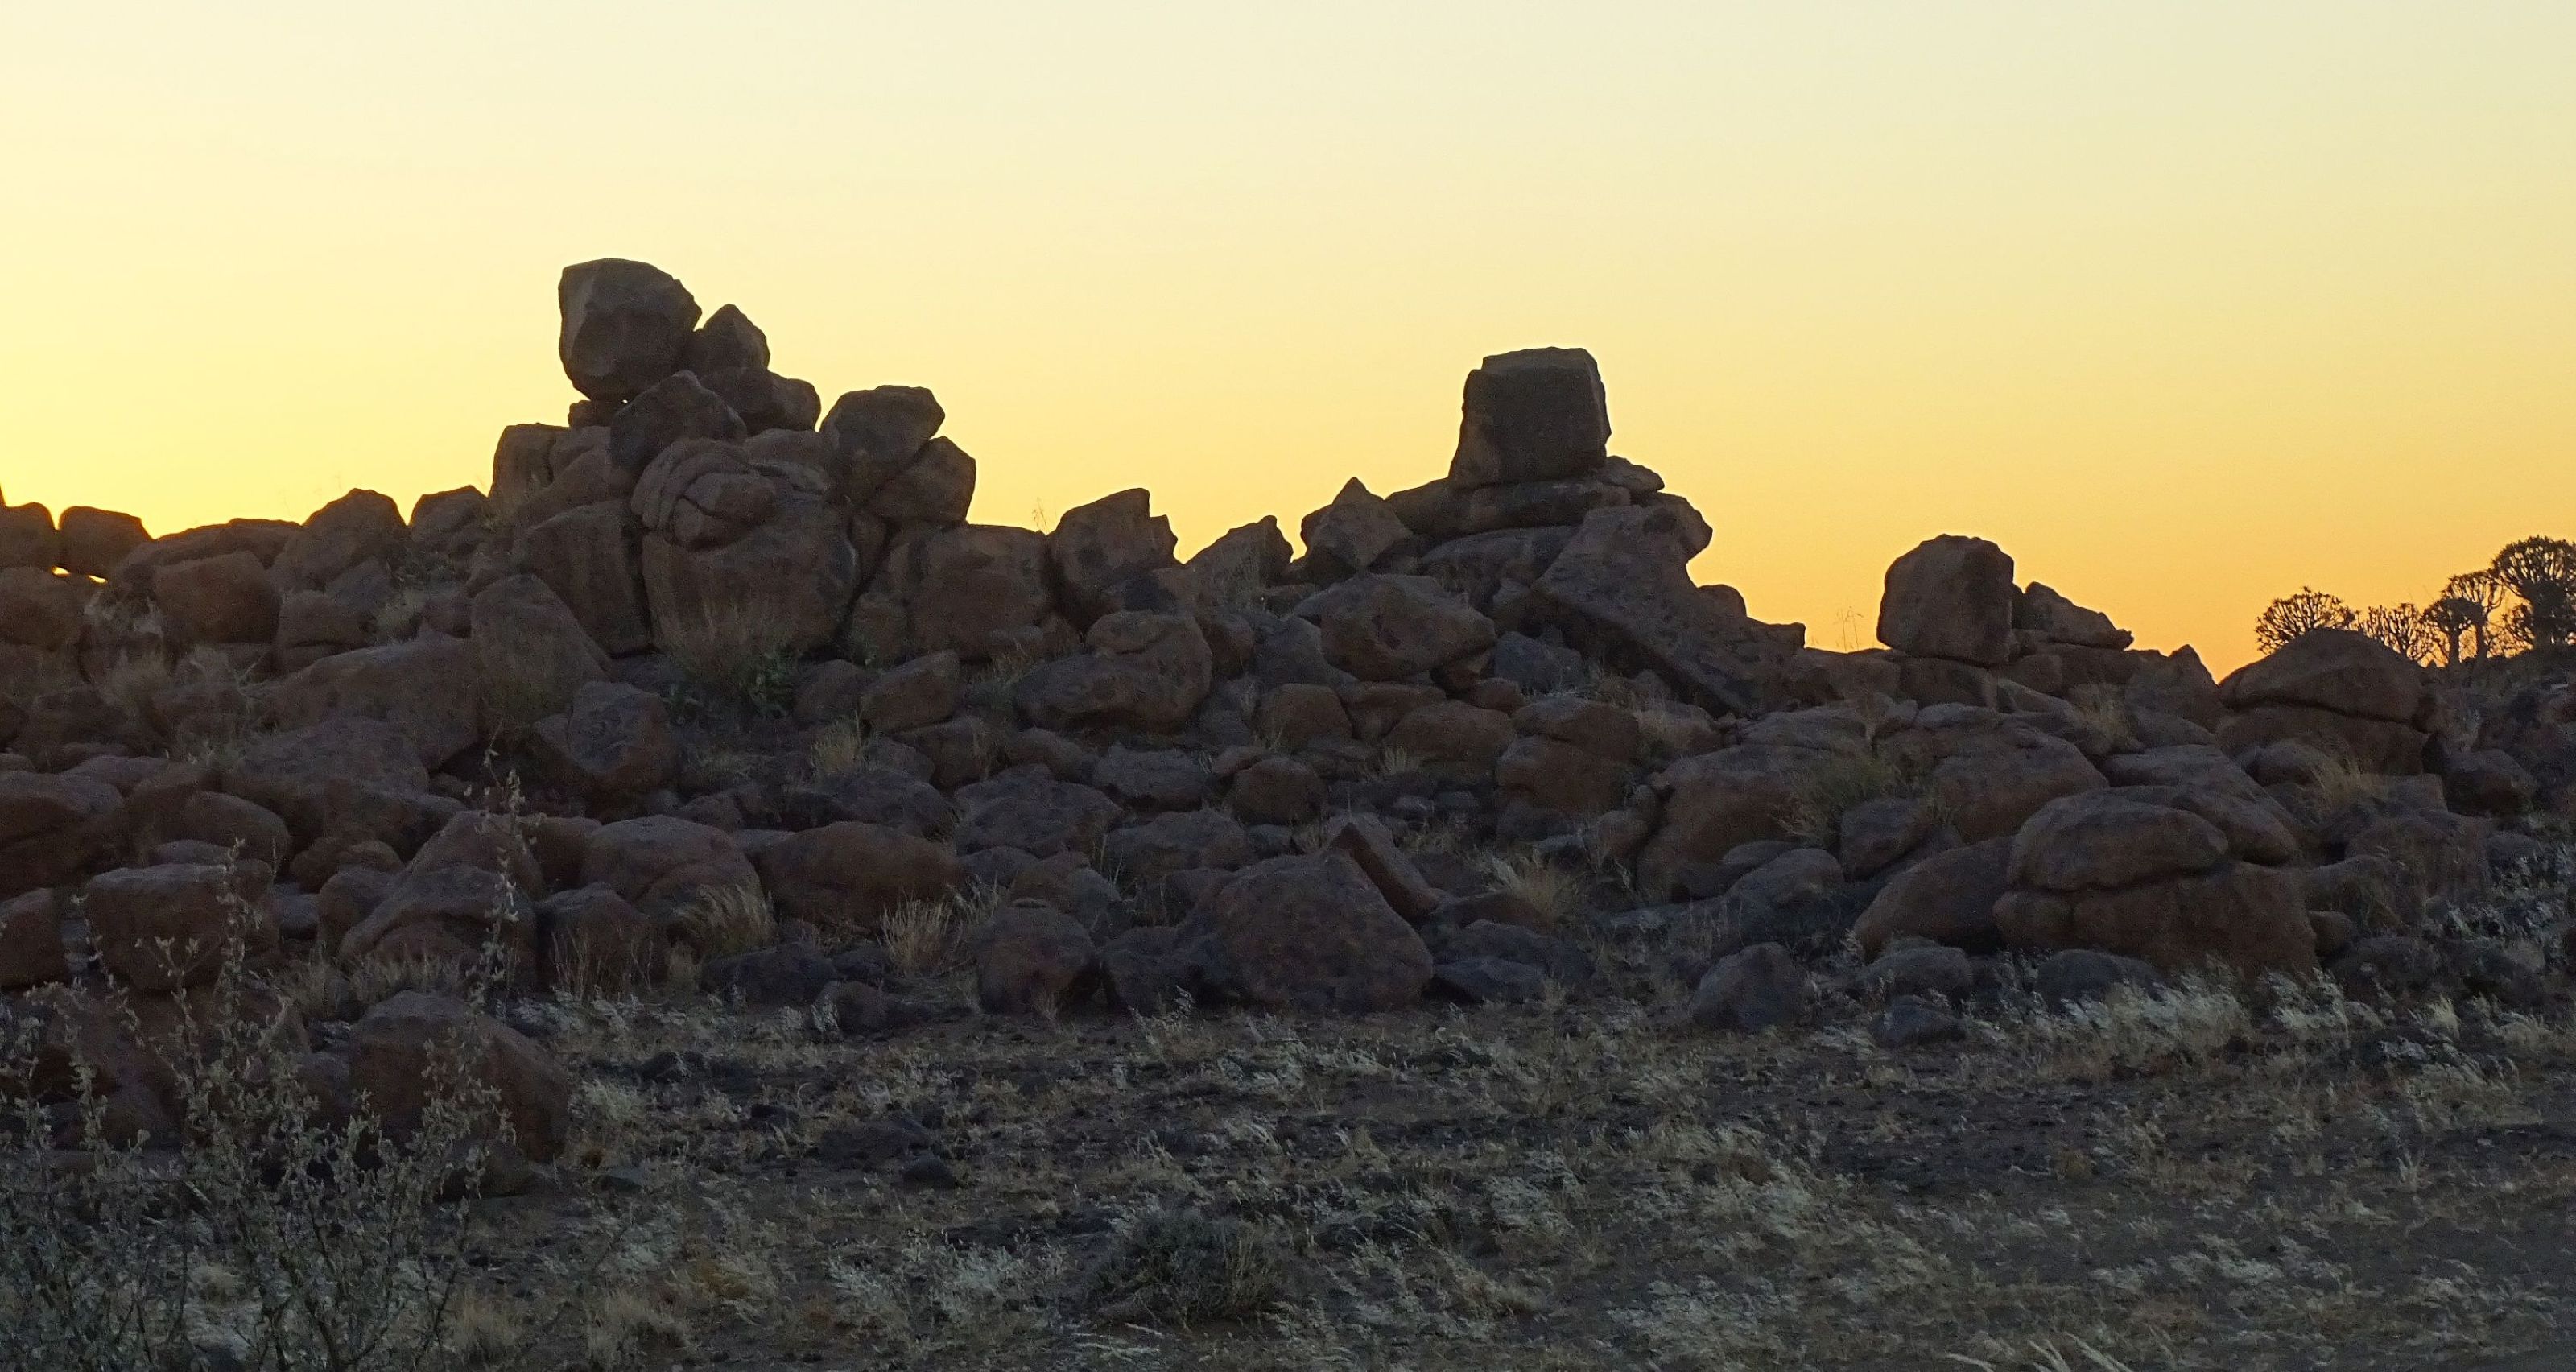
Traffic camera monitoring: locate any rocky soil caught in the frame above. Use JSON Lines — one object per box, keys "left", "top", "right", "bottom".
{"left": 7, "top": 258, "right": 2576, "bottom": 1369}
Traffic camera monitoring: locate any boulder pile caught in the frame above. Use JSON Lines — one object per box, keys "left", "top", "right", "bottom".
{"left": 5, "top": 256, "right": 2573, "bottom": 1157}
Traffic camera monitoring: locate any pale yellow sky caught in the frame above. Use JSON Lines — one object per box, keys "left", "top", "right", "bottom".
{"left": 4, "top": 2, "right": 2571, "bottom": 668}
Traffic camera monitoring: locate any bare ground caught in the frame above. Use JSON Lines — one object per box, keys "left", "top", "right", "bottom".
{"left": 455, "top": 968, "right": 2576, "bottom": 1371}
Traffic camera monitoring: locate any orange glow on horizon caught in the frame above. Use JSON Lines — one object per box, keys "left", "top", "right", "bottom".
{"left": 5, "top": 2, "right": 2571, "bottom": 673}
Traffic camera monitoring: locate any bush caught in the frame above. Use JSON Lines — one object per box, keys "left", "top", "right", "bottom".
{"left": 1, "top": 911, "right": 516, "bottom": 1370}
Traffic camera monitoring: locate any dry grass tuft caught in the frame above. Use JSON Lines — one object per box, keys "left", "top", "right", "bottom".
{"left": 674, "top": 883, "right": 776, "bottom": 961}
{"left": 93, "top": 651, "right": 173, "bottom": 731}
{"left": 1370, "top": 744, "right": 1426, "bottom": 779}
{"left": 968, "top": 646, "right": 1042, "bottom": 692}
{"left": 369, "top": 583, "right": 432, "bottom": 645}
{"left": 881, "top": 889, "right": 993, "bottom": 979}
{"left": 445, "top": 1288, "right": 527, "bottom": 1366}
{"left": 1080, "top": 1206, "right": 1290, "bottom": 1326}
{"left": 2064, "top": 686, "right": 2140, "bottom": 751}
{"left": 1777, "top": 749, "right": 1916, "bottom": 848}
{"left": 583, "top": 1283, "right": 691, "bottom": 1369}
{"left": 2306, "top": 748, "right": 2391, "bottom": 812}
{"left": 660, "top": 601, "right": 799, "bottom": 711}
{"left": 1484, "top": 850, "right": 1582, "bottom": 928}
{"left": 345, "top": 950, "right": 481, "bottom": 1010}
{"left": 806, "top": 717, "right": 871, "bottom": 778}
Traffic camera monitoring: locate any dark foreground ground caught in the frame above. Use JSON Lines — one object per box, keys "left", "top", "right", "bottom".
{"left": 447, "top": 966, "right": 2576, "bottom": 1371}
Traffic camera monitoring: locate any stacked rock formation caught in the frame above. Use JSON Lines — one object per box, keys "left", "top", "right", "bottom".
{"left": 4, "top": 253, "right": 2574, "bottom": 1160}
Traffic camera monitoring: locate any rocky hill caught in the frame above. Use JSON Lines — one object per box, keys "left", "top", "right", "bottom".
{"left": 7, "top": 259, "right": 2576, "bottom": 1368}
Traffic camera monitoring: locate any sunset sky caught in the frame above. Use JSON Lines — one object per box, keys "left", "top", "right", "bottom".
{"left": 5, "top": 2, "right": 2571, "bottom": 669}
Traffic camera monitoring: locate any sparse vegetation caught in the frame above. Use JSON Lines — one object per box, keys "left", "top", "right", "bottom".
{"left": 881, "top": 889, "right": 991, "bottom": 977}
{"left": 673, "top": 882, "right": 776, "bottom": 961}
{"left": 1, "top": 915, "right": 526, "bottom": 1372}
{"left": 1081, "top": 1206, "right": 1290, "bottom": 1326}
{"left": 661, "top": 601, "right": 800, "bottom": 716}
{"left": 807, "top": 715, "right": 871, "bottom": 777}
{"left": 1778, "top": 747, "right": 1918, "bottom": 848}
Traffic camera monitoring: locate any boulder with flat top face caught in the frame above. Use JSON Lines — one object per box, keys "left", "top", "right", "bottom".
{"left": 0, "top": 502, "right": 58, "bottom": 571}
{"left": 1449, "top": 348, "right": 1611, "bottom": 488}
{"left": 1878, "top": 535, "right": 2016, "bottom": 667}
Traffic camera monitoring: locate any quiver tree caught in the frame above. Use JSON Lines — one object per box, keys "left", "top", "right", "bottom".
{"left": 2433, "top": 570, "right": 2508, "bottom": 662}
{"left": 2356, "top": 603, "right": 2439, "bottom": 666}
{"left": 2491, "top": 536, "right": 2576, "bottom": 651}
{"left": 2253, "top": 588, "right": 2356, "bottom": 655}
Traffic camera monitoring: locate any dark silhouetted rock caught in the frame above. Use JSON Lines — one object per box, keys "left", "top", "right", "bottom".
{"left": 559, "top": 258, "right": 700, "bottom": 403}
{"left": 1878, "top": 535, "right": 2015, "bottom": 666}
{"left": 1449, "top": 348, "right": 1610, "bottom": 488}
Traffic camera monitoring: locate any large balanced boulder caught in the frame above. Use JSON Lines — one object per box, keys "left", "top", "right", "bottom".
{"left": 1638, "top": 710, "right": 1873, "bottom": 898}
{"left": 558, "top": 258, "right": 700, "bottom": 403}
{"left": 608, "top": 371, "right": 748, "bottom": 477}
{"left": 878, "top": 524, "right": 1054, "bottom": 660}
{"left": 1449, "top": 348, "right": 1610, "bottom": 487}
{"left": 530, "top": 681, "right": 679, "bottom": 803}
{"left": 155, "top": 551, "right": 280, "bottom": 648}
{"left": 270, "top": 489, "right": 406, "bottom": 593}
{"left": 1179, "top": 853, "right": 1434, "bottom": 1013}
{"left": 222, "top": 715, "right": 447, "bottom": 850}
{"left": 821, "top": 385, "right": 946, "bottom": 505}
{"left": 1992, "top": 788, "right": 2314, "bottom": 975}
{"left": 470, "top": 575, "right": 608, "bottom": 730}
{"left": 0, "top": 890, "right": 67, "bottom": 990}
{"left": 58, "top": 507, "right": 150, "bottom": 578}
{"left": 1299, "top": 479, "right": 1413, "bottom": 581}
{"left": 516, "top": 502, "right": 652, "bottom": 655}
{"left": 338, "top": 810, "right": 543, "bottom": 970}
{"left": 1852, "top": 838, "right": 2013, "bottom": 958}
{"left": 0, "top": 502, "right": 59, "bottom": 569}
{"left": 973, "top": 901, "right": 1096, "bottom": 1016}
{"left": 2219, "top": 628, "right": 2425, "bottom": 724}
{"left": 224, "top": 713, "right": 447, "bottom": 848}
{"left": 953, "top": 771, "right": 1123, "bottom": 858}
{"left": 0, "top": 567, "right": 85, "bottom": 650}
{"left": 1877, "top": 535, "right": 2016, "bottom": 666}
{"left": 1880, "top": 707, "right": 2107, "bottom": 842}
